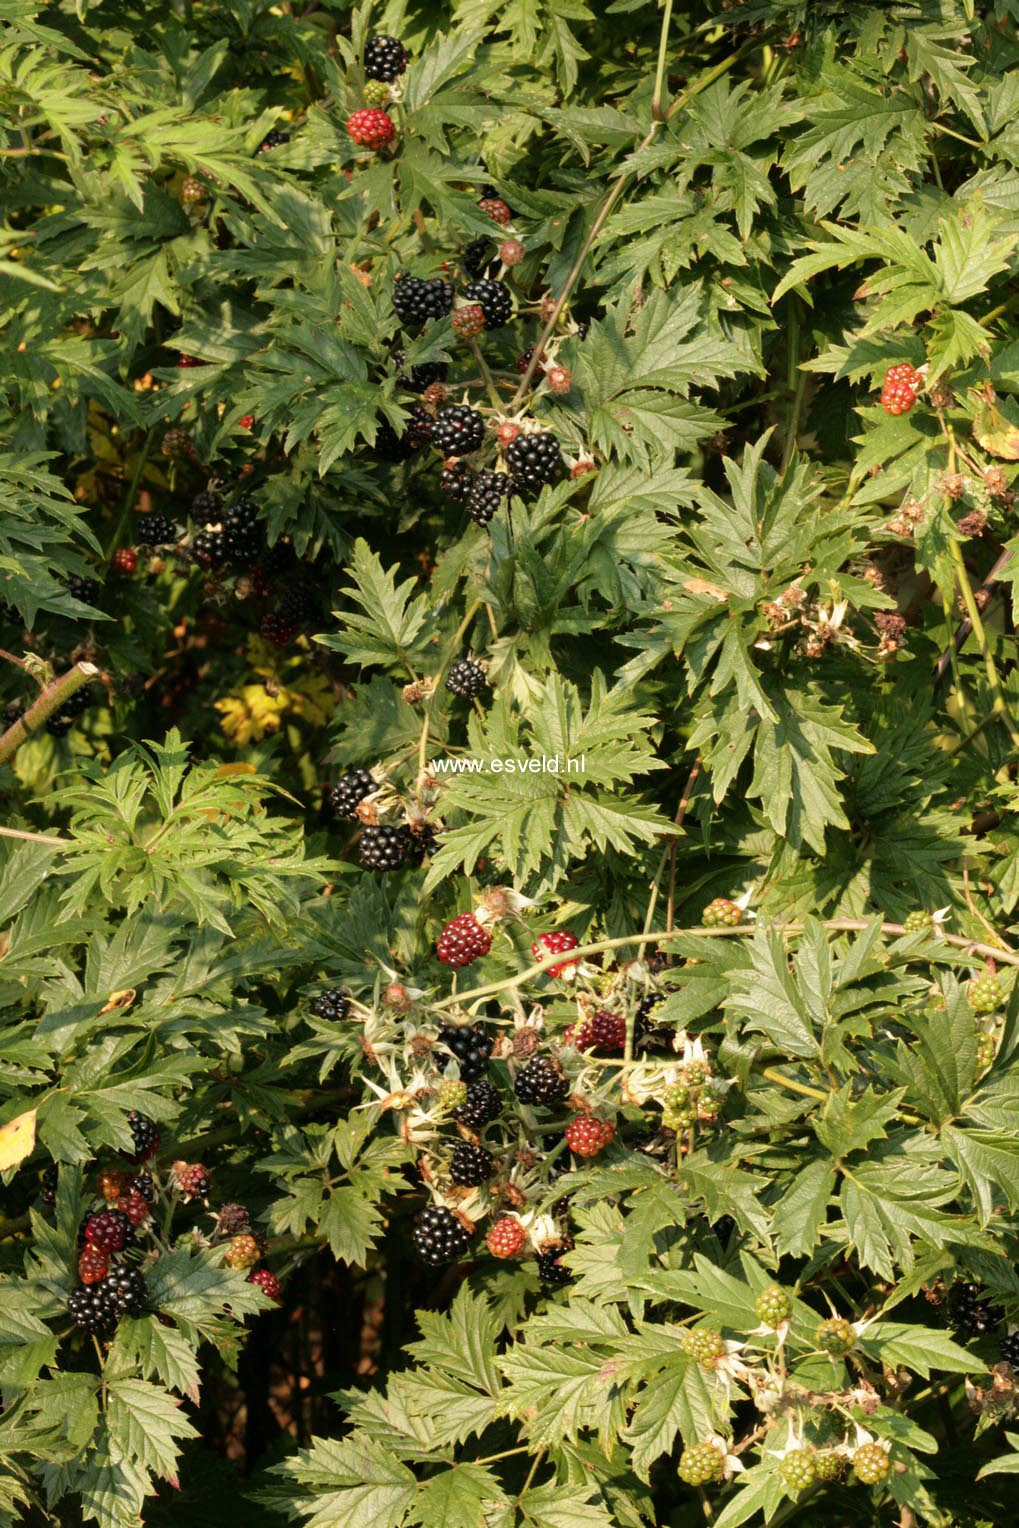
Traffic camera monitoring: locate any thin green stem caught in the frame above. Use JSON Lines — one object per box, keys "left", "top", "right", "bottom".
{"left": 469, "top": 340, "right": 505, "bottom": 412}
{"left": 948, "top": 537, "right": 1019, "bottom": 750}
{"left": 651, "top": 0, "right": 674, "bottom": 121}
{"left": 104, "top": 425, "right": 158, "bottom": 561}
{"left": 780, "top": 297, "right": 805, "bottom": 473}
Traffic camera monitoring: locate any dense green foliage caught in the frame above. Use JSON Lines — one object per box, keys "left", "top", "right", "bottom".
{"left": 6, "top": 0, "right": 1019, "bottom": 1523}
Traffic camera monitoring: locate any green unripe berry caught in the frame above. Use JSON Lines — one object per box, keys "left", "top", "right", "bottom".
{"left": 662, "top": 1104, "right": 695, "bottom": 1132}
{"left": 684, "top": 1059, "right": 710, "bottom": 1088}
{"left": 779, "top": 1448, "right": 817, "bottom": 1492}
{"left": 815, "top": 1317, "right": 855, "bottom": 1357}
{"left": 970, "top": 973, "right": 1004, "bottom": 1014}
{"left": 976, "top": 1031, "right": 996, "bottom": 1070}
{"left": 755, "top": 1284, "right": 791, "bottom": 1327}
{"left": 664, "top": 1084, "right": 689, "bottom": 1111}
{"left": 902, "top": 909, "right": 932, "bottom": 933}
{"left": 363, "top": 79, "right": 391, "bottom": 106}
{"left": 681, "top": 1327, "right": 726, "bottom": 1368}
{"left": 678, "top": 1441, "right": 725, "bottom": 1486}
{"left": 437, "top": 1078, "right": 468, "bottom": 1112}
{"left": 814, "top": 1451, "right": 847, "bottom": 1484}
{"left": 852, "top": 1442, "right": 890, "bottom": 1485}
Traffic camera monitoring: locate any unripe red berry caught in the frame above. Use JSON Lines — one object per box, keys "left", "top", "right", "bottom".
{"left": 113, "top": 547, "right": 138, "bottom": 574}
{"left": 436, "top": 912, "right": 492, "bottom": 969}
{"left": 479, "top": 197, "right": 512, "bottom": 225}
{"left": 531, "top": 931, "right": 580, "bottom": 977}
{"left": 239, "top": 414, "right": 254, "bottom": 429}
{"left": 346, "top": 108, "right": 396, "bottom": 149}
{"left": 452, "top": 304, "right": 486, "bottom": 339}
{"left": 247, "top": 1267, "right": 282, "bottom": 1301}
{"left": 880, "top": 363, "right": 922, "bottom": 415}
{"left": 486, "top": 1216, "right": 528, "bottom": 1258}
{"left": 78, "top": 1246, "right": 110, "bottom": 1284}
{"left": 499, "top": 238, "right": 524, "bottom": 266}
{"left": 564, "top": 1114, "right": 615, "bottom": 1158}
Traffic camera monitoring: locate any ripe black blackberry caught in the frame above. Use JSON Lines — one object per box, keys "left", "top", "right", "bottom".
{"left": 950, "top": 1281, "right": 1003, "bottom": 1336}
{"left": 463, "top": 237, "right": 497, "bottom": 279}
{"left": 125, "top": 1111, "right": 161, "bottom": 1163}
{"left": 454, "top": 1080, "right": 503, "bottom": 1128}
{"left": 373, "top": 418, "right": 415, "bottom": 462}
{"left": 101, "top": 1268, "right": 147, "bottom": 1317}
{"left": 359, "top": 824, "right": 412, "bottom": 871}
{"left": 137, "top": 514, "right": 176, "bottom": 547}
{"left": 432, "top": 405, "right": 484, "bottom": 456}
{"left": 192, "top": 488, "right": 223, "bottom": 521}
{"left": 278, "top": 580, "right": 319, "bottom": 628}
{"left": 437, "top": 1023, "right": 493, "bottom": 1081}
{"left": 634, "top": 992, "right": 669, "bottom": 1052}
{"left": 506, "top": 430, "right": 562, "bottom": 493}
{"left": 450, "top": 1142, "right": 494, "bottom": 1186}
{"left": 327, "top": 769, "right": 376, "bottom": 818}
{"left": 222, "top": 498, "right": 262, "bottom": 564}
{"left": 364, "top": 32, "right": 408, "bottom": 80}
{"left": 311, "top": 986, "right": 349, "bottom": 1021}
{"left": 514, "top": 1055, "right": 569, "bottom": 1107}
{"left": 406, "top": 822, "right": 438, "bottom": 863}
{"left": 192, "top": 526, "right": 226, "bottom": 569}
{"left": 392, "top": 274, "right": 454, "bottom": 326}
{"left": 465, "top": 470, "right": 510, "bottom": 526}
{"left": 40, "top": 1163, "right": 58, "bottom": 1205}
{"left": 536, "top": 1237, "right": 574, "bottom": 1288}
{"left": 46, "top": 685, "right": 92, "bottom": 738}
{"left": 411, "top": 1204, "right": 470, "bottom": 1266}
{"left": 132, "top": 1172, "right": 156, "bottom": 1203}
{"left": 464, "top": 279, "right": 513, "bottom": 329}
{"left": 394, "top": 354, "right": 449, "bottom": 394}
{"left": 446, "top": 658, "right": 487, "bottom": 697}
{"left": 440, "top": 462, "right": 473, "bottom": 499}
{"left": 1001, "top": 1331, "right": 1019, "bottom": 1367}
{"left": 66, "top": 573, "right": 101, "bottom": 607}
{"left": 67, "top": 1283, "right": 117, "bottom": 1333}
{"left": 258, "top": 128, "right": 287, "bottom": 152}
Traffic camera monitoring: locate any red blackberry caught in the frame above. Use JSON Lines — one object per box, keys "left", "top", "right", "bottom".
{"left": 440, "top": 462, "right": 474, "bottom": 499}
{"left": 411, "top": 1204, "right": 470, "bottom": 1265}
{"left": 570, "top": 1009, "right": 626, "bottom": 1052}
{"left": 248, "top": 1267, "right": 282, "bottom": 1301}
{"left": 449, "top": 1141, "right": 494, "bottom": 1186}
{"left": 1001, "top": 1331, "right": 1019, "bottom": 1367}
{"left": 452, "top": 304, "right": 486, "bottom": 340}
{"left": 172, "top": 1162, "right": 212, "bottom": 1199}
{"left": 478, "top": 197, "right": 512, "bottom": 226}
{"left": 346, "top": 108, "right": 395, "bottom": 149}
{"left": 392, "top": 274, "right": 454, "bottom": 326}
{"left": 446, "top": 658, "right": 487, "bottom": 697}
{"left": 359, "top": 824, "right": 412, "bottom": 871}
{"left": 514, "top": 1054, "right": 569, "bottom": 1107}
{"left": 465, "top": 469, "right": 511, "bottom": 525}
{"left": 950, "top": 1281, "right": 1003, "bottom": 1336}
{"left": 432, "top": 405, "right": 485, "bottom": 457}
{"left": 364, "top": 33, "right": 408, "bottom": 81}
{"left": 258, "top": 128, "right": 287, "bottom": 152}
{"left": 259, "top": 611, "right": 297, "bottom": 647}
{"left": 487, "top": 1217, "right": 527, "bottom": 1258}
{"left": 102, "top": 1267, "right": 147, "bottom": 1316}
{"left": 464, "top": 279, "right": 513, "bottom": 329}
{"left": 463, "top": 237, "right": 497, "bottom": 279}
{"left": 66, "top": 573, "right": 102, "bottom": 607}
{"left": 137, "top": 514, "right": 176, "bottom": 547}
{"left": 437, "top": 912, "right": 492, "bottom": 968}
{"left": 311, "top": 986, "right": 350, "bottom": 1020}
{"left": 326, "top": 769, "right": 376, "bottom": 818}
{"left": 531, "top": 930, "right": 580, "bottom": 977}
{"left": 454, "top": 1080, "right": 503, "bottom": 1128}
{"left": 78, "top": 1246, "right": 110, "bottom": 1285}
{"left": 67, "top": 1283, "right": 118, "bottom": 1333}
{"left": 506, "top": 430, "right": 562, "bottom": 493}
{"left": 125, "top": 1111, "right": 161, "bottom": 1163}
{"left": 120, "top": 1186, "right": 150, "bottom": 1226}
{"left": 563, "top": 1115, "right": 614, "bottom": 1157}
{"left": 113, "top": 547, "right": 138, "bottom": 574}
{"left": 880, "top": 363, "right": 921, "bottom": 415}
{"left": 536, "top": 1236, "right": 574, "bottom": 1287}
{"left": 84, "top": 1209, "right": 133, "bottom": 1252}
{"left": 437, "top": 1023, "right": 493, "bottom": 1081}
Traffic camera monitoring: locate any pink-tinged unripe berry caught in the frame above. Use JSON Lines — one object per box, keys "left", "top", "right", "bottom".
{"left": 499, "top": 238, "right": 524, "bottom": 266}
{"left": 545, "top": 365, "right": 571, "bottom": 394}
{"left": 384, "top": 981, "right": 412, "bottom": 1012}
{"left": 496, "top": 420, "right": 521, "bottom": 446}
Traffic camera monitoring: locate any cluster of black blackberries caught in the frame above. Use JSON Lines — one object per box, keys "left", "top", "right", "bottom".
{"left": 47, "top": 684, "right": 93, "bottom": 738}
{"left": 514, "top": 1055, "right": 569, "bottom": 1107}
{"left": 454, "top": 1080, "right": 502, "bottom": 1128}
{"left": 67, "top": 1269, "right": 147, "bottom": 1332}
{"left": 327, "top": 769, "right": 376, "bottom": 818}
{"left": 393, "top": 274, "right": 454, "bottom": 326}
{"left": 191, "top": 492, "right": 263, "bottom": 570}
{"left": 411, "top": 1204, "right": 470, "bottom": 1266}
{"left": 437, "top": 1023, "right": 493, "bottom": 1081}
{"left": 137, "top": 514, "right": 177, "bottom": 548}
{"left": 450, "top": 1142, "right": 494, "bottom": 1186}
{"left": 536, "top": 1237, "right": 574, "bottom": 1287}
{"left": 950, "top": 1282, "right": 1003, "bottom": 1336}
{"left": 464, "top": 279, "right": 512, "bottom": 329}
{"left": 364, "top": 33, "right": 408, "bottom": 81}
{"left": 125, "top": 1111, "right": 161, "bottom": 1162}
{"left": 464, "top": 470, "right": 511, "bottom": 525}
{"left": 505, "top": 431, "right": 562, "bottom": 492}
{"left": 67, "top": 573, "right": 101, "bottom": 608}
{"left": 359, "top": 823, "right": 413, "bottom": 871}
{"left": 432, "top": 405, "right": 485, "bottom": 456}
{"left": 311, "top": 987, "right": 349, "bottom": 1022}
{"left": 446, "top": 658, "right": 486, "bottom": 697}
{"left": 394, "top": 353, "right": 448, "bottom": 393}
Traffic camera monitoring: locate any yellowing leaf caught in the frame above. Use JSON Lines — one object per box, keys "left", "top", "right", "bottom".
{"left": 0, "top": 1109, "right": 37, "bottom": 1171}
{"left": 973, "top": 394, "right": 1019, "bottom": 460}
